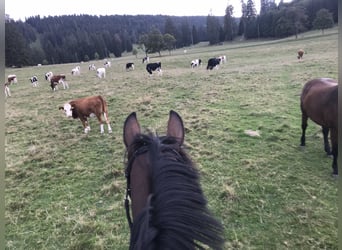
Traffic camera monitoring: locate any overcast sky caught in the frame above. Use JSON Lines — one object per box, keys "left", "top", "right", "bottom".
{"left": 6, "top": 0, "right": 290, "bottom": 21}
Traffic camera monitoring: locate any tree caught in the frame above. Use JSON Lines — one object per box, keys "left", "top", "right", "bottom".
{"left": 244, "top": 0, "right": 258, "bottom": 39}
{"left": 140, "top": 28, "right": 164, "bottom": 56}
{"left": 312, "top": 8, "right": 334, "bottom": 34}
{"left": 5, "top": 22, "right": 31, "bottom": 67}
{"left": 223, "top": 4, "right": 236, "bottom": 41}
{"left": 206, "top": 14, "right": 220, "bottom": 45}
{"left": 132, "top": 48, "right": 138, "bottom": 58}
{"left": 163, "top": 33, "right": 176, "bottom": 55}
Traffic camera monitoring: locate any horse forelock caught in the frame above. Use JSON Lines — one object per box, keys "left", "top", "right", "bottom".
{"left": 127, "top": 133, "right": 224, "bottom": 249}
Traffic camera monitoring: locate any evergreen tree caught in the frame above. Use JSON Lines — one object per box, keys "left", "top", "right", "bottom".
{"left": 223, "top": 4, "right": 236, "bottom": 41}
{"left": 5, "top": 22, "right": 31, "bottom": 67}
{"left": 206, "top": 14, "right": 220, "bottom": 45}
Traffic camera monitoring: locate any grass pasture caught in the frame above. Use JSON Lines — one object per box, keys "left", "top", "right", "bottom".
{"left": 5, "top": 28, "right": 338, "bottom": 249}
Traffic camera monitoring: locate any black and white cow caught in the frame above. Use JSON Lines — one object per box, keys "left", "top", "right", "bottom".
{"left": 146, "top": 62, "right": 162, "bottom": 75}
{"left": 29, "top": 76, "right": 39, "bottom": 87}
{"left": 126, "top": 63, "right": 134, "bottom": 71}
{"left": 104, "top": 61, "right": 111, "bottom": 68}
{"left": 89, "top": 63, "right": 96, "bottom": 71}
{"left": 142, "top": 56, "right": 150, "bottom": 63}
{"left": 191, "top": 59, "right": 202, "bottom": 68}
{"left": 206, "top": 58, "right": 221, "bottom": 70}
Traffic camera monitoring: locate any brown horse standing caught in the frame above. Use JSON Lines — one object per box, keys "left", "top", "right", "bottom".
{"left": 300, "top": 78, "right": 338, "bottom": 176}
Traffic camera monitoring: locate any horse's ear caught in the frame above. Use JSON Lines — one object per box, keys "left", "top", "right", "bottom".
{"left": 123, "top": 112, "right": 141, "bottom": 148}
{"left": 167, "top": 110, "right": 184, "bottom": 145}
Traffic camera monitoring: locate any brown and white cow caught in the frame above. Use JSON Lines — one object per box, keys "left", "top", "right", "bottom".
{"left": 50, "top": 74, "right": 68, "bottom": 91}
{"left": 8, "top": 75, "right": 17, "bottom": 84}
{"left": 59, "top": 95, "right": 112, "bottom": 134}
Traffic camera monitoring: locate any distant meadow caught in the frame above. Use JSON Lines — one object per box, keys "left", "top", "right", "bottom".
{"left": 5, "top": 27, "right": 338, "bottom": 249}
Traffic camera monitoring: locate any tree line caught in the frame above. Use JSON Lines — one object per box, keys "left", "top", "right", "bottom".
{"left": 5, "top": 0, "right": 337, "bottom": 67}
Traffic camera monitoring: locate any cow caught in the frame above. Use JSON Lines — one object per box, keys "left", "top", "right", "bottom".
{"left": 96, "top": 68, "right": 106, "bottom": 78}
{"left": 207, "top": 58, "right": 221, "bottom": 70}
{"left": 217, "top": 55, "right": 227, "bottom": 64}
{"left": 29, "top": 76, "right": 39, "bottom": 87}
{"left": 89, "top": 64, "right": 96, "bottom": 71}
{"left": 142, "top": 56, "right": 149, "bottom": 63}
{"left": 50, "top": 74, "right": 68, "bottom": 91}
{"left": 146, "top": 62, "right": 162, "bottom": 75}
{"left": 297, "top": 49, "right": 305, "bottom": 60}
{"left": 104, "top": 61, "right": 111, "bottom": 68}
{"left": 4, "top": 82, "right": 11, "bottom": 97}
{"left": 71, "top": 66, "right": 81, "bottom": 75}
{"left": 45, "top": 71, "right": 53, "bottom": 81}
{"left": 59, "top": 95, "right": 112, "bottom": 134}
{"left": 8, "top": 75, "right": 17, "bottom": 84}
{"left": 126, "top": 63, "right": 134, "bottom": 71}
{"left": 191, "top": 59, "right": 202, "bottom": 68}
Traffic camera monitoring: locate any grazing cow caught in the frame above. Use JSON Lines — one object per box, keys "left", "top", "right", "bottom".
{"left": 191, "top": 59, "right": 202, "bottom": 68}
{"left": 142, "top": 56, "right": 149, "bottom": 63}
{"left": 29, "top": 76, "right": 39, "bottom": 87}
{"left": 89, "top": 64, "right": 96, "bottom": 71}
{"left": 207, "top": 58, "right": 221, "bottom": 70}
{"left": 96, "top": 67, "right": 106, "bottom": 78}
{"left": 104, "top": 61, "right": 111, "bottom": 68}
{"left": 4, "top": 82, "right": 11, "bottom": 97}
{"left": 146, "top": 62, "right": 162, "bottom": 76}
{"left": 8, "top": 75, "right": 17, "bottom": 84}
{"left": 126, "top": 63, "right": 134, "bottom": 71}
{"left": 45, "top": 71, "right": 53, "bottom": 81}
{"left": 297, "top": 49, "right": 305, "bottom": 60}
{"left": 59, "top": 95, "right": 112, "bottom": 134}
{"left": 217, "top": 55, "right": 227, "bottom": 64}
{"left": 71, "top": 66, "right": 81, "bottom": 75}
{"left": 50, "top": 74, "right": 68, "bottom": 91}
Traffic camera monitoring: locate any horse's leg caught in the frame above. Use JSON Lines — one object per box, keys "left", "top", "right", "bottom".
{"left": 322, "top": 126, "right": 331, "bottom": 155}
{"left": 330, "top": 128, "right": 338, "bottom": 176}
{"left": 300, "top": 111, "right": 308, "bottom": 146}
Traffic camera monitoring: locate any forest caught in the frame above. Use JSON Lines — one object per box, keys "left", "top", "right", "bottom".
{"left": 5, "top": 0, "right": 338, "bottom": 67}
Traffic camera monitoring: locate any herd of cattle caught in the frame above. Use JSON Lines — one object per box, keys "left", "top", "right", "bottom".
{"left": 4, "top": 49, "right": 304, "bottom": 134}
{"left": 5, "top": 55, "right": 228, "bottom": 95}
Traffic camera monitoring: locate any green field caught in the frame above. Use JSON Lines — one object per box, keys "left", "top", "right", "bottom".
{"left": 5, "top": 27, "right": 338, "bottom": 249}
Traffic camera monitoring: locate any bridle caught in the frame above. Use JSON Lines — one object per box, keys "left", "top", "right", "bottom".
{"left": 124, "top": 144, "right": 149, "bottom": 231}
{"left": 124, "top": 136, "right": 183, "bottom": 231}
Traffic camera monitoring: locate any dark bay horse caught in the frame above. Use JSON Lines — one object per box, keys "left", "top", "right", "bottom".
{"left": 123, "top": 110, "right": 225, "bottom": 249}
{"left": 300, "top": 78, "right": 338, "bottom": 176}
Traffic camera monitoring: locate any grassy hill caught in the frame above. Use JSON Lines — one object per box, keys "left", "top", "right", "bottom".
{"left": 5, "top": 27, "right": 338, "bottom": 249}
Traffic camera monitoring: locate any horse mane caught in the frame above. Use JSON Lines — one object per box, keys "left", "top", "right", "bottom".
{"left": 127, "top": 133, "right": 224, "bottom": 250}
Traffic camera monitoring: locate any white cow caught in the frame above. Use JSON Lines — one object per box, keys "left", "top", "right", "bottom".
{"left": 4, "top": 82, "right": 11, "bottom": 97}
{"left": 71, "top": 66, "right": 81, "bottom": 75}
{"left": 97, "top": 68, "right": 106, "bottom": 78}
{"left": 217, "top": 55, "right": 227, "bottom": 64}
